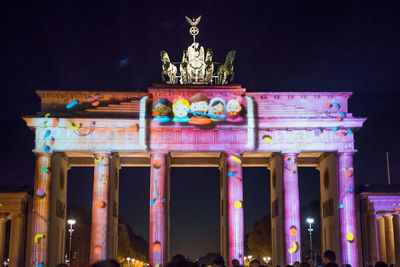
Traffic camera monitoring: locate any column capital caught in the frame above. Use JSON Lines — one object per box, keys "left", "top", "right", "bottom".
{"left": 384, "top": 214, "right": 393, "bottom": 220}
{"left": 150, "top": 151, "right": 170, "bottom": 157}
{"left": 223, "top": 151, "right": 244, "bottom": 157}
{"left": 0, "top": 214, "right": 7, "bottom": 222}
{"left": 337, "top": 150, "right": 357, "bottom": 156}
{"left": 93, "top": 152, "right": 111, "bottom": 156}
{"left": 34, "top": 152, "right": 52, "bottom": 158}
{"left": 281, "top": 151, "right": 300, "bottom": 155}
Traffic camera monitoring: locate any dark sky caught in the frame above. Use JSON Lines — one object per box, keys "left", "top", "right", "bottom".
{"left": 1, "top": 0, "right": 400, "bottom": 259}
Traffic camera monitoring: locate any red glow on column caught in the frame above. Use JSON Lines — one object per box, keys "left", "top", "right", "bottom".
{"left": 90, "top": 153, "right": 110, "bottom": 264}
{"left": 149, "top": 153, "right": 167, "bottom": 267}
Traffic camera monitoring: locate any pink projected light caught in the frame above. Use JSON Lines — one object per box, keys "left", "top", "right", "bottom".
{"left": 149, "top": 153, "right": 167, "bottom": 267}
{"left": 227, "top": 154, "right": 244, "bottom": 265}
{"left": 338, "top": 152, "right": 358, "bottom": 267}
{"left": 282, "top": 154, "right": 301, "bottom": 263}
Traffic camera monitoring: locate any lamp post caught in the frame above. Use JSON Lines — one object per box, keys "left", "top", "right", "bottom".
{"left": 306, "top": 218, "right": 314, "bottom": 260}
{"left": 67, "top": 219, "right": 76, "bottom": 264}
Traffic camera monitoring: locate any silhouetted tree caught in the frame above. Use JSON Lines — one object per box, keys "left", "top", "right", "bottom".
{"left": 118, "top": 223, "right": 148, "bottom": 262}
{"left": 247, "top": 215, "right": 271, "bottom": 259}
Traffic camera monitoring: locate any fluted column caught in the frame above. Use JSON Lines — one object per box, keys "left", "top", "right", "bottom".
{"left": 226, "top": 153, "right": 244, "bottom": 265}
{"left": 384, "top": 214, "right": 395, "bottom": 264}
{"left": 367, "top": 211, "right": 378, "bottom": 263}
{"left": 90, "top": 153, "right": 110, "bottom": 264}
{"left": 376, "top": 216, "right": 386, "bottom": 262}
{"left": 31, "top": 153, "right": 52, "bottom": 266}
{"left": 338, "top": 152, "right": 359, "bottom": 267}
{"left": 282, "top": 153, "right": 301, "bottom": 264}
{"left": 9, "top": 213, "right": 25, "bottom": 267}
{"left": 393, "top": 214, "right": 400, "bottom": 266}
{"left": 149, "top": 153, "right": 168, "bottom": 267}
{"left": 0, "top": 214, "right": 7, "bottom": 263}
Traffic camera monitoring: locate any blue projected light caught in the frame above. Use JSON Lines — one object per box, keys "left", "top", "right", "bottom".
{"left": 66, "top": 100, "right": 79, "bottom": 109}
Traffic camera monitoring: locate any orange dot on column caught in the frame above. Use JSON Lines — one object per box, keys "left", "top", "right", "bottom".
{"left": 289, "top": 226, "right": 297, "bottom": 236}
{"left": 153, "top": 159, "right": 162, "bottom": 169}
{"left": 96, "top": 200, "right": 106, "bottom": 208}
{"left": 94, "top": 246, "right": 102, "bottom": 255}
{"left": 153, "top": 241, "right": 161, "bottom": 251}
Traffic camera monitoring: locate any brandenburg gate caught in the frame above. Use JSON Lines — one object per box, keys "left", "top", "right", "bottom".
{"left": 22, "top": 17, "right": 366, "bottom": 267}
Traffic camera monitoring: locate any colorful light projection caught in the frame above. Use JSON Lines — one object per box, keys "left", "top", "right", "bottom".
{"left": 152, "top": 94, "right": 244, "bottom": 125}
{"left": 90, "top": 153, "right": 110, "bottom": 263}
{"left": 149, "top": 154, "right": 167, "bottom": 267}
{"left": 172, "top": 98, "right": 190, "bottom": 122}
{"left": 325, "top": 100, "right": 353, "bottom": 137}
{"left": 282, "top": 153, "right": 301, "bottom": 263}
{"left": 34, "top": 233, "right": 44, "bottom": 243}
{"left": 227, "top": 154, "right": 244, "bottom": 265}
{"left": 338, "top": 152, "right": 358, "bottom": 267}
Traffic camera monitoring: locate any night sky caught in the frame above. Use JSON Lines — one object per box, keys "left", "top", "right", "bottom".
{"left": 1, "top": 0, "right": 400, "bottom": 259}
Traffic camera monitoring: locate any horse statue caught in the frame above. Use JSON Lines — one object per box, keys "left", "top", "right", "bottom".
{"left": 217, "top": 50, "right": 236, "bottom": 85}
{"left": 179, "top": 50, "right": 189, "bottom": 84}
{"left": 160, "top": 50, "right": 178, "bottom": 84}
{"left": 205, "top": 48, "right": 214, "bottom": 84}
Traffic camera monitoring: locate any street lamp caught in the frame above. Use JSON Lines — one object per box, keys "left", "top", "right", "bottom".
{"left": 306, "top": 218, "right": 314, "bottom": 260}
{"left": 67, "top": 219, "right": 76, "bottom": 264}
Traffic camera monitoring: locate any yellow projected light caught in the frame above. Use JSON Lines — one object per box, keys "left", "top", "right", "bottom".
{"left": 288, "top": 241, "right": 298, "bottom": 253}
{"left": 234, "top": 201, "right": 243, "bottom": 209}
{"left": 346, "top": 232, "right": 354, "bottom": 242}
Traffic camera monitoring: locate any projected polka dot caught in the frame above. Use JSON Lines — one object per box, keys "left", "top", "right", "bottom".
{"left": 94, "top": 246, "right": 102, "bottom": 255}
{"left": 234, "top": 201, "right": 243, "bottom": 209}
{"left": 153, "top": 159, "right": 162, "bottom": 169}
{"left": 346, "top": 232, "right": 354, "bottom": 242}
{"left": 289, "top": 226, "right": 297, "bottom": 236}
{"left": 154, "top": 241, "right": 161, "bottom": 252}
{"left": 96, "top": 200, "right": 106, "bottom": 208}
{"left": 36, "top": 189, "right": 46, "bottom": 197}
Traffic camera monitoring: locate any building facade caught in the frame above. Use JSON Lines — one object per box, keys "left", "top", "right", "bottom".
{"left": 20, "top": 85, "right": 366, "bottom": 267}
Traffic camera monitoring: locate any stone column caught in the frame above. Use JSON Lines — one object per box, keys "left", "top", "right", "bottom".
{"left": 107, "top": 153, "right": 121, "bottom": 260}
{"left": 282, "top": 153, "right": 301, "bottom": 264}
{"left": 338, "top": 152, "right": 359, "bottom": 267}
{"left": 31, "top": 153, "right": 52, "bottom": 266}
{"left": 0, "top": 214, "right": 7, "bottom": 263}
{"left": 9, "top": 213, "right": 25, "bottom": 267}
{"left": 149, "top": 153, "right": 168, "bottom": 267}
{"left": 384, "top": 214, "right": 395, "bottom": 264}
{"left": 219, "top": 154, "right": 229, "bottom": 265}
{"left": 392, "top": 214, "right": 400, "bottom": 267}
{"left": 367, "top": 211, "right": 378, "bottom": 264}
{"left": 48, "top": 152, "right": 69, "bottom": 267}
{"left": 90, "top": 153, "right": 110, "bottom": 264}
{"left": 376, "top": 216, "right": 386, "bottom": 262}
{"left": 226, "top": 153, "right": 244, "bottom": 265}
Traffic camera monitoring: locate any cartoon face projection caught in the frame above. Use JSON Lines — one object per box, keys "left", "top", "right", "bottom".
{"left": 189, "top": 93, "right": 211, "bottom": 125}
{"left": 190, "top": 93, "right": 209, "bottom": 118}
{"left": 152, "top": 98, "right": 171, "bottom": 122}
{"left": 209, "top": 97, "right": 227, "bottom": 121}
{"left": 226, "top": 99, "right": 242, "bottom": 121}
{"left": 172, "top": 98, "right": 190, "bottom": 122}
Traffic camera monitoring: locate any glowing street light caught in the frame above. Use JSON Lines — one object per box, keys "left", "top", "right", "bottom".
{"left": 306, "top": 218, "right": 314, "bottom": 260}
{"left": 66, "top": 219, "right": 76, "bottom": 264}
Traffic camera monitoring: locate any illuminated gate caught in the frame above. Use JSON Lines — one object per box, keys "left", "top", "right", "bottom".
{"left": 24, "top": 85, "right": 365, "bottom": 267}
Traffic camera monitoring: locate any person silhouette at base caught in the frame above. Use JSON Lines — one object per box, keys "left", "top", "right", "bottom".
{"left": 90, "top": 259, "right": 120, "bottom": 267}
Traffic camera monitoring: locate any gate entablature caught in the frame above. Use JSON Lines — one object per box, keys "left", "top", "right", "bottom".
{"left": 24, "top": 86, "right": 365, "bottom": 154}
